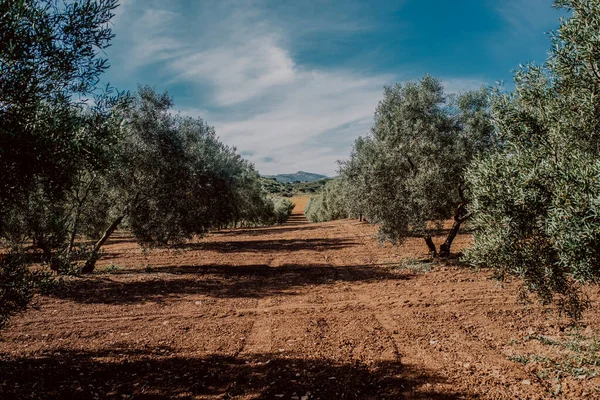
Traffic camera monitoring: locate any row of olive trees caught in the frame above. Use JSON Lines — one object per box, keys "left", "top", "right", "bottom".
{"left": 3, "top": 43, "right": 278, "bottom": 276}
{"left": 77, "top": 86, "right": 278, "bottom": 273}
{"left": 305, "top": 0, "right": 600, "bottom": 317}
{"left": 0, "top": 0, "right": 284, "bottom": 328}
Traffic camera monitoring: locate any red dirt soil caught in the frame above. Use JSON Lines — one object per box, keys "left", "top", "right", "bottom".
{"left": 1, "top": 207, "right": 600, "bottom": 399}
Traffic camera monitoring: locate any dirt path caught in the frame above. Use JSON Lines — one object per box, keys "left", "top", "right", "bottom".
{"left": 1, "top": 207, "right": 599, "bottom": 399}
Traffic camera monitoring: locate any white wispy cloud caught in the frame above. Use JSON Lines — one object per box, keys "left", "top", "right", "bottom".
{"left": 170, "top": 37, "right": 296, "bottom": 107}
{"left": 179, "top": 55, "right": 389, "bottom": 175}
{"left": 494, "top": 0, "right": 563, "bottom": 38}
{"left": 108, "top": 0, "right": 486, "bottom": 176}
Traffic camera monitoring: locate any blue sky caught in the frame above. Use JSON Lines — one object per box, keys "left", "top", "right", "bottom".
{"left": 105, "top": 0, "right": 564, "bottom": 176}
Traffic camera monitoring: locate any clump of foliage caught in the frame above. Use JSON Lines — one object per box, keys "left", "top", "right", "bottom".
{"left": 394, "top": 258, "right": 435, "bottom": 274}
{"left": 333, "top": 77, "right": 495, "bottom": 257}
{"left": 304, "top": 178, "right": 349, "bottom": 222}
{"left": 272, "top": 198, "right": 295, "bottom": 224}
{"left": 304, "top": 196, "right": 326, "bottom": 223}
{"left": 0, "top": 0, "right": 121, "bottom": 217}
{"left": 465, "top": 0, "right": 600, "bottom": 319}
{"left": 0, "top": 253, "right": 34, "bottom": 329}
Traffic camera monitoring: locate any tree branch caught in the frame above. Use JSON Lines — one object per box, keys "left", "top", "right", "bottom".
{"left": 590, "top": 59, "right": 600, "bottom": 83}
{"left": 406, "top": 156, "right": 417, "bottom": 176}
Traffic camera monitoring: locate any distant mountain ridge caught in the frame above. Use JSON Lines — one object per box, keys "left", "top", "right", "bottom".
{"left": 264, "top": 171, "right": 328, "bottom": 183}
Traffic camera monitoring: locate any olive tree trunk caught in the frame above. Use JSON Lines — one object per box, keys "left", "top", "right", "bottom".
{"left": 81, "top": 213, "right": 125, "bottom": 273}
{"left": 424, "top": 234, "right": 437, "bottom": 258}
{"left": 66, "top": 175, "right": 97, "bottom": 257}
{"left": 439, "top": 202, "right": 470, "bottom": 258}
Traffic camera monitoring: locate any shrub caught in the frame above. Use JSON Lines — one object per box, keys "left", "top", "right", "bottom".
{"left": 0, "top": 253, "right": 35, "bottom": 329}
{"left": 304, "top": 178, "right": 349, "bottom": 222}
{"left": 273, "top": 198, "right": 295, "bottom": 224}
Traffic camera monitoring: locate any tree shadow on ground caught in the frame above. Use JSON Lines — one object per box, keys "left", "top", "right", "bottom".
{"left": 286, "top": 214, "right": 309, "bottom": 223}
{"left": 211, "top": 224, "right": 332, "bottom": 237}
{"left": 48, "top": 263, "right": 411, "bottom": 304}
{"left": 172, "top": 238, "right": 358, "bottom": 253}
{"left": 0, "top": 348, "right": 469, "bottom": 399}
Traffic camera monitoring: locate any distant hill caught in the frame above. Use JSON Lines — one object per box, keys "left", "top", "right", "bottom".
{"left": 264, "top": 171, "right": 328, "bottom": 183}
{"left": 260, "top": 176, "right": 332, "bottom": 197}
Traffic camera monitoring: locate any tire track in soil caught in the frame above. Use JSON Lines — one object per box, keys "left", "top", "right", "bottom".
{"left": 318, "top": 220, "right": 403, "bottom": 364}
{"left": 238, "top": 214, "right": 306, "bottom": 356}
{"left": 325, "top": 220, "right": 499, "bottom": 397}
{"left": 328, "top": 222, "right": 486, "bottom": 398}
{"left": 336, "top": 220, "right": 552, "bottom": 399}
{"left": 4, "top": 209, "right": 597, "bottom": 399}
{"left": 240, "top": 298, "right": 273, "bottom": 356}
{"left": 18, "top": 300, "right": 372, "bottom": 326}
{"left": 339, "top": 221, "right": 411, "bottom": 362}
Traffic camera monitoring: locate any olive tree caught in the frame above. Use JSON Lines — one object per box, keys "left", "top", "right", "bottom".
{"left": 465, "top": 0, "right": 600, "bottom": 318}
{"left": 0, "top": 0, "right": 122, "bottom": 324}
{"left": 228, "top": 166, "right": 276, "bottom": 228}
{"left": 340, "top": 77, "right": 495, "bottom": 257}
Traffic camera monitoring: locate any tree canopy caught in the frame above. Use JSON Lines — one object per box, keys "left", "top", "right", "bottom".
{"left": 310, "top": 77, "right": 496, "bottom": 257}
{"left": 465, "top": 0, "right": 600, "bottom": 318}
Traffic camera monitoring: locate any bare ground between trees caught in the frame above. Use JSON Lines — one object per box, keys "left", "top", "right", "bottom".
{"left": 1, "top": 205, "right": 600, "bottom": 399}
